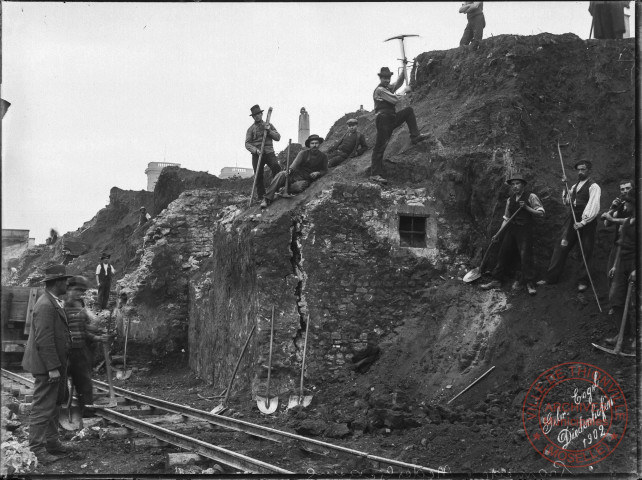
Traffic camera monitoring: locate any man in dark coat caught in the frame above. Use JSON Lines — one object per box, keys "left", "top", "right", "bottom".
{"left": 459, "top": 1, "right": 486, "bottom": 48}
{"left": 95, "top": 253, "right": 115, "bottom": 310}
{"left": 370, "top": 67, "right": 431, "bottom": 184}
{"left": 327, "top": 118, "right": 369, "bottom": 168}
{"left": 22, "top": 264, "right": 73, "bottom": 463}
{"left": 589, "top": 1, "right": 627, "bottom": 39}
{"left": 261, "top": 134, "right": 328, "bottom": 208}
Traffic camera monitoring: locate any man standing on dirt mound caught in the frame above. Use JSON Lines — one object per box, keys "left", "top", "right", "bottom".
{"left": 537, "top": 160, "right": 601, "bottom": 292}
{"left": 22, "top": 264, "right": 73, "bottom": 464}
{"left": 245, "top": 104, "right": 282, "bottom": 201}
{"left": 459, "top": 2, "right": 485, "bottom": 49}
{"left": 95, "top": 253, "right": 116, "bottom": 310}
{"left": 370, "top": 67, "right": 432, "bottom": 184}
{"left": 480, "top": 174, "right": 544, "bottom": 295}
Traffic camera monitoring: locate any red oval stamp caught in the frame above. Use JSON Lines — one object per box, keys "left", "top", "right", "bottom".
{"left": 522, "top": 362, "right": 628, "bottom": 468}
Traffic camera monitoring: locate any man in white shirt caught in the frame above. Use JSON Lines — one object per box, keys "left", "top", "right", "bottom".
{"left": 537, "top": 160, "right": 601, "bottom": 292}
{"left": 95, "top": 253, "right": 116, "bottom": 310}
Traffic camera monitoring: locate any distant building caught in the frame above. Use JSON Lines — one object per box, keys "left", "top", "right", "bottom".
{"left": 145, "top": 162, "right": 181, "bottom": 192}
{"left": 298, "top": 107, "right": 310, "bottom": 145}
{"left": 219, "top": 167, "right": 254, "bottom": 179}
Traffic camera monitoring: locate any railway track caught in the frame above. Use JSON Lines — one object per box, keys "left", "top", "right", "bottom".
{"left": 2, "top": 368, "right": 441, "bottom": 475}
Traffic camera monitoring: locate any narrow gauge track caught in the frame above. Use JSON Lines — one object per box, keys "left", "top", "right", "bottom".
{"left": 2, "top": 369, "right": 440, "bottom": 475}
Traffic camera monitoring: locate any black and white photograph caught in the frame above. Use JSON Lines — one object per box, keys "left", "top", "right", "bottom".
{"left": 1, "top": 1, "right": 638, "bottom": 477}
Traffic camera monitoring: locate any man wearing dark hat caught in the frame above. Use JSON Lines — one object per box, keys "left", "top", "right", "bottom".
{"left": 65, "top": 276, "right": 107, "bottom": 418}
{"left": 22, "top": 264, "right": 73, "bottom": 463}
{"left": 537, "top": 160, "right": 601, "bottom": 291}
{"left": 327, "top": 118, "right": 369, "bottom": 168}
{"left": 95, "top": 253, "right": 116, "bottom": 310}
{"left": 245, "top": 104, "right": 282, "bottom": 200}
{"left": 371, "top": 67, "right": 431, "bottom": 184}
{"left": 139, "top": 206, "right": 151, "bottom": 227}
{"left": 261, "top": 134, "right": 328, "bottom": 208}
{"left": 481, "top": 175, "right": 545, "bottom": 295}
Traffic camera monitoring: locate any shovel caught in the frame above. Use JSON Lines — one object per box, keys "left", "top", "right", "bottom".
{"left": 256, "top": 306, "right": 278, "bottom": 414}
{"left": 87, "top": 341, "right": 117, "bottom": 408}
{"left": 288, "top": 314, "right": 313, "bottom": 409}
{"left": 211, "top": 324, "right": 256, "bottom": 415}
{"left": 592, "top": 279, "right": 635, "bottom": 357}
{"left": 463, "top": 205, "right": 524, "bottom": 283}
{"left": 115, "top": 317, "right": 132, "bottom": 380}
{"left": 60, "top": 381, "right": 83, "bottom": 431}
{"left": 276, "top": 139, "right": 296, "bottom": 199}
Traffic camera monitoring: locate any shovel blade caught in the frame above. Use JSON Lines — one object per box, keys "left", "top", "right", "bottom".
{"left": 59, "top": 406, "right": 83, "bottom": 431}
{"left": 256, "top": 395, "right": 279, "bottom": 414}
{"left": 463, "top": 267, "right": 481, "bottom": 283}
{"left": 210, "top": 404, "right": 227, "bottom": 415}
{"left": 115, "top": 369, "right": 132, "bottom": 380}
{"left": 287, "top": 394, "right": 313, "bottom": 410}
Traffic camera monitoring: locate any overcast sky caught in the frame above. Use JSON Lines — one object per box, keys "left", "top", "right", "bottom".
{"left": 2, "top": 2, "right": 635, "bottom": 244}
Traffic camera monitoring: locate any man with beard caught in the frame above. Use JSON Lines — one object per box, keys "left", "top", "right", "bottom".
{"left": 245, "top": 104, "right": 282, "bottom": 201}
{"left": 480, "top": 174, "right": 544, "bottom": 295}
{"left": 261, "top": 134, "right": 328, "bottom": 208}
{"left": 537, "top": 160, "right": 601, "bottom": 292}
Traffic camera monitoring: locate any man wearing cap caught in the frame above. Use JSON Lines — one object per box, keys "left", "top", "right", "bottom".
{"left": 371, "top": 67, "right": 431, "bottom": 184}
{"left": 245, "top": 104, "right": 282, "bottom": 200}
{"left": 604, "top": 190, "right": 636, "bottom": 348}
{"left": 139, "top": 207, "right": 151, "bottom": 227}
{"left": 537, "top": 160, "right": 601, "bottom": 292}
{"left": 261, "top": 134, "right": 328, "bottom": 208}
{"left": 481, "top": 175, "right": 545, "bottom": 295}
{"left": 22, "top": 264, "right": 73, "bottom": 463}
{"left": 95, "top": 253, "right": 116, "bottom": 310}
{"left": 65, "top": 276, "right": 107, "bottom": 417}
{"left": 327, "top": 118, "right": 369, "bottom": 168}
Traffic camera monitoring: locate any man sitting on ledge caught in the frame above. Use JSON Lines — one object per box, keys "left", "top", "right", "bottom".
{"left": 261, "top": 134, "right": 328, "bottom": 209}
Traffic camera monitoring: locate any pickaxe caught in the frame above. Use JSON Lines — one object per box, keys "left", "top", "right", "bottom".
{"left": 384, "top": 34, "right": 420, "bottom": 86}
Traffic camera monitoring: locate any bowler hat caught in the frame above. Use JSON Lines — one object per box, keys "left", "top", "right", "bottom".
{"left": 249, "top": 105, "right": 264, "bottom": 116}
{"left": 68, "top": 275, "right": 90, "bottom": 290}
{"left": 305, "top": 134, "right": 324, "bottom": 148}
{"left": 347, "top": 118, "right": 358, "bottom": 125}
{"left": 100, "top": 252, "right": 111, "bottom": 260}
{"left": 42, "top": 264, "right": 73, "bottom": 283}
{"left": 506, "top": 174, "right": 527, "bottom": 185}
{"left": 574, "top": 160, "right": 592, "bottom": 170}
{"left": 378, "top": 67, "right": 394, "bottom": 77}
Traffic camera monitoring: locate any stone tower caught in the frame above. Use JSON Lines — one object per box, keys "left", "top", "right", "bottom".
{"left": 298, "top": 107, "right": 310, "bottom": 145}
{"left": 145, "top": 161, "right": 181, "bottom": 192}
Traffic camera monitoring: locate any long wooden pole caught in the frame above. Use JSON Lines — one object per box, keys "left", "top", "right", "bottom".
{"left": 248, "top": 107, "right": 273, "bottom": 207}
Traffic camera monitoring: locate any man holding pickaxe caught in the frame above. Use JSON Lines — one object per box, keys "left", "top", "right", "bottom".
{"left": 481, "top": 174, "right": 544, "bottom": 295}
{"left": 245, "top": 104, "right": 281, "bottom": 201}
{"left": 370, "top": 67, "right": 432, "bottom": 184}
{"left": 537, "top": 160, "right": 601, "bottom": 293}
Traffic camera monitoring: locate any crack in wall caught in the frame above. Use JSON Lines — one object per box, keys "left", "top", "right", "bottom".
{"left": 289, "top": 216, "right": 309, "bottom": 355}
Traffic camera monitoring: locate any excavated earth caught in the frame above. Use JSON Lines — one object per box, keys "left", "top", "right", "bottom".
{"left": 2, "top": 34, "right": 637, "bottom": 477}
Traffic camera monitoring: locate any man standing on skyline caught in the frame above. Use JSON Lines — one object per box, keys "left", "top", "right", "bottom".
{"left": 245, "top": 104, "right": 282, "bottom": 201}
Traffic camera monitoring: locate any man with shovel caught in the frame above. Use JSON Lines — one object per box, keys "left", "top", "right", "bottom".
{"left": 22, "top": 264, "right": 73, "bottom": 464}
{"left": 480, "top": 174, "right": 544, "bottom": 295}
{"left": 261, "top": 134, "right": 328, "bottom": 209}
{"left": 65, "top": 276, "right": 108, "bottom": 418}
{"left": 604, "top": 191, "right": 636, "bottom": 349}
{"left": 537, "top": 160, "right": 601, "bottom": 292}
{"left": 370, "top": 67, "right": 432, "bottom": 184}
{"left": 245, "top": 104, "right": 282, "bottom": 201}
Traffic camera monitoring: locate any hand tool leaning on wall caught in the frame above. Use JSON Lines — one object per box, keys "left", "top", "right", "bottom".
{"left": 256, "top": 306, "right": 278, "bottom": 414}
{"left": 276, "top": 139, "right": 295, "bottom": 199}
{"left": 463, "top": 206, "right": 524, "bottom": 283}
{"left": 211, "top": 323, "right": 257, "bottom": 415}
{"left": 115, "top": 316, "right": 132, "bottom": 380}
{"left": 86, "top": 340, "right": 118, "bottom": 409}
{"left": 248, "top": 107, "right": 273, "bottom": 208}
{"left": 592, "top": 274, "right": 635, "bottom": 357}
{"left": 557, "top": 141, "right": 602, "bottom": 312}
{"left": 288, "top": 314, "right": 313, "bottom": 409}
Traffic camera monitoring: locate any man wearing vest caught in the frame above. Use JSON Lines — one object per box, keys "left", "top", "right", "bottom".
{"left": 245, "top": 104, "right": 282, "bottom": 201}
{"left": 327, "top": 118, "right": 369, "bottom": 168}
{"left": 22, "top": 264, "right": 73, "bottom": 463}
{"left": 459, "top": 2, "right": 485, "bottom": 49}
{"left": 261, "top": 134, "right": 328, "bottom": 209}
{"left": 139, "top": 206, "right": 151, "bottom": 227}
{"left": 601, "top": 179, "right": 632, "bottom": 296}
{"left": 95, "top": 253, "right": 116, "bottom": 310}
{"left": 481, "top": 175, "right": 545, "bottom": 295}
{"left": 537, "top": 160, "right": 601, "bottom": 292}
{"left": 370, "top": 67, "right": 431, "bottom": 184}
